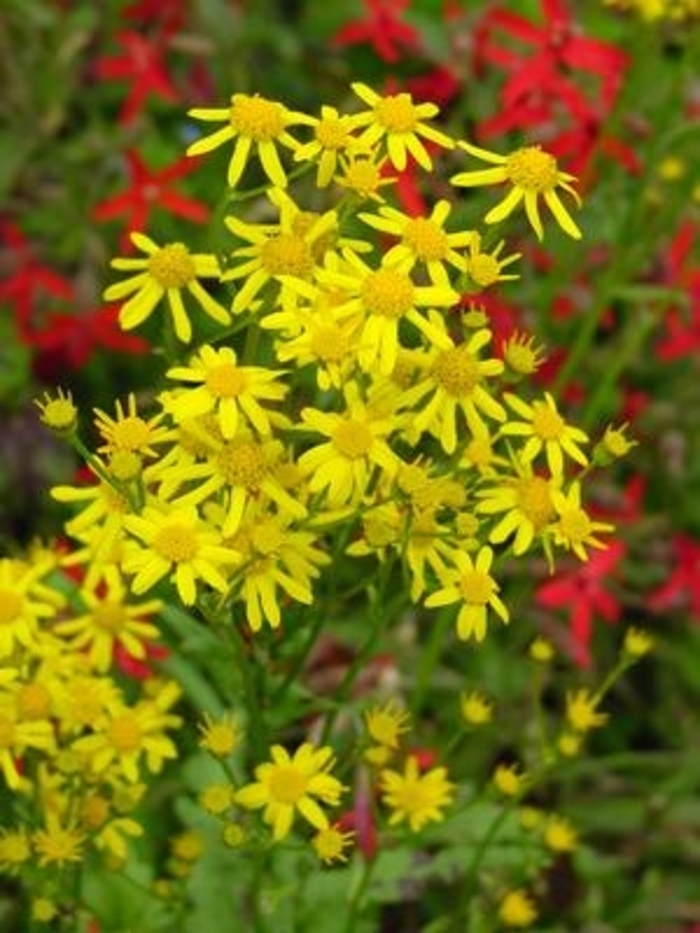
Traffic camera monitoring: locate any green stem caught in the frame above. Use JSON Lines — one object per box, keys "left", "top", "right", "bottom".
{"left": 342, "top": 857, "right": 376, "bottom": 933}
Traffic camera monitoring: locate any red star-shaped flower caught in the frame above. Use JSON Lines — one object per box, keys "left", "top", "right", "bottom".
{"left": 93, "top": 30, "right": 178, "bottom": 124}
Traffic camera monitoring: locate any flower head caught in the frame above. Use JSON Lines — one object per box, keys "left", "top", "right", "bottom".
{"left": 351, "top": 82, "right": 454, "bottom": 171}
{"left": 236, "top": 743, "right": 346, "bottom": 841}
{"left": 498, "top": 889, "right": 538, "bottom": 928}
{"left": 187, "top": 93, "right": 313, "bottom": 188}
{"left": 104, "top": 232, "right": 230, "bottom": 342}
{"left": 380, "top": 755, "right": 455, "bottom": 832}
{"left": 452, "top": 143, "right": 582, "bottom": 240}
{"left": 311, "top": 824, "right": 355, "bottom": 864}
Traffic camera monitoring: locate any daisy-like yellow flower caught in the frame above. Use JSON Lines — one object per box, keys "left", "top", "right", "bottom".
{"left": 311, "top": 824, "right": 355, "bottom": 865}
{"left": 463, "top": 232, "right": 521, "bottom": 291}
{"left": 186, "top": 92, "right": 314, "bottom": 188}
{"left": 529, "top": 636, "right": 555, "bottom": 662}
{"left": 498, "top": 889, "right": 538, "bottom": 928}
{"left": 103, "top": 232, "right": 230, "bottom": 343}
{"left": 334, "top": 148, "right": 396, "bottom": 202}
{"left": 198, "top": 711, "right": 242, "bottom": 757}
{"left": 200, "top": 783, "right": 234, "bottom": 815}
{"left": 425, "top": 545, "right": 509, "bottom": 642}
{"left": 122, "top": 502, "right": 239, "bottom": 606}
{"left": 162, "top": 344, "right": 288, "bottom": 441}
{"left": 593, "top": 422, "right": 637, "bottom": 466}
{"left": 358, "top": 200, "right": 473, "bottom": 287}
{"left": 79, "top": 790, "right": 144, "bottom": 861}
{"left": 0, "top": 707, "right": 54, "bottom": 789}
{"left": 543, "top": 814, "right": 578, "bottom": 852}
{"left": 293, "top": 104, "right": 361, "bottom": 187}
{"left": 298, "top": 385, "right": 400, "bottom": 508}
{"left": 351, "top": 82, "right": 454, "bottom": 171}
{"left": 0, "top": 827, "right": 31, "bottom": 874}
{"left": 223, "top": 187, "right": 341, "bottom": 315}
{"left": 492, "top": 762, "right": 527, "bottom": 797}
{"left": 476, "top": 467, "right": 558, "bottom": 557}
{"left": 35, "top": 387, "right": 78, "bottom": 435}
{"left": 623, "top": 627, "right": 654, "bottom": 658}
{"left": 33, "top": 813, "right": 85, "bottom": 868}
{"left": 228, "top": 511, "right": 330, "bottom": 632}
{"left": 54, "top": 566, "right": 161, "bottom": 673}
{"left": 551, "top": 482, "right": 615, "bottom": 561}
{"left": 268, "top": 301, "right": 363, "bottom": 392}
{"left": 451, "top": 142, "right": 582, "bottom": 240}
{"left": 312, "top": 250, "right": 458, "bottom": 377}
{"left": 565, "top": 688, "right": 608, "bottom": 733}
{"left": 460, "top": 690, "right": 494, "bottom": 725}
{"left": 0, "top": 559, "right": 60, "bottom": 659}
{"left": 236, "top": 743, "right": 345, "bottom": 841}
{"left": 398, "top": 321, "right": 506, "bottom": 454}
{"left": 93, "top": 393, "right": 171, "bottom": 459}
{"left": 365, "top": 700, "right": 411, "bottom": 750}
{"left": 72, "top": 680, "right": 182, "bottom": 783}
{"left": 501, "top": 391, "right": 589, "bottom": 477}
{"left": 502, "top": 332, "right": 545, "bottom": 377}
{"left": 380, "top": 755, "right": 455, "bottom": 832}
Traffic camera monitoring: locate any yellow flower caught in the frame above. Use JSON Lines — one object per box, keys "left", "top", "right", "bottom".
{"left": 551, "top": 482, "right": 615, "bottom": 562}
{"left": 71, "top": 680, "right": 182, "bottom": 783}
{"left": 187, "top": 92, "right": 314, "bottom": 188}
{"left": 0, "top": 559, "right": 60, "bottom": 659}
{"left": 557, "top": 731, "right": 582, "bottom": 757}
{"left": 311, "top": 824, "right": 355, "bottom": 864}
{"left": 498, "top": 889, "right": 538, "bottom": 928}
{"left": 32, "top": 898, "right": 59, "bottom": 923}
{"left": 364, "top": 700, "right": 410, "bottom": 749}
{"left": 293, "top": 104, "right": 361, "bottom": 186}
{"left": 452, "top": 142, "right": 582, "bottom": 240}
{"left": 103, "top": 233, "right": 230, "bottom": 343}
{"left": 313, "top": 249, "right": 458, "bottom": 376}
{"left": 425, "top": 546, "right": 509, "bottom": 642}
{"left": 501, "top": 391, "right": 589, "bottom": 477}
{"left": 334, "top": 148, "right": 396, "bottom": 202}
{"left": 0, "top": 827, "right": 31, "bottom": 873}
{"left": 236, "top": 743, "right": 345, "bottom": 841}
{"left": 503, "top": 332, "right": 545, "bottom": 377}
{"left": 476, "top": 467, "right": 558, "bottom": 557}
{"left": 460, "top": 690, "right": 493, "bottom": 725}
{"left": 529, "top": 637, "right": 554, "bottom": 662}
{"left": 51, "top": 474, "right": 132, "bottom": 569}
{"left": 464, "top": 233, "right": 521, "bottom": 291}
{"left": 492, "top": 763, "right": 527, "bottom": 797}
{"left": 593, "top": 422, "right": 637, "bottom": 466}
{"left": 358, "top": 200, "right": 473, "bottom": 287}
{"left": 398, "top": 322, "right": 505, "bottom": 454}
{"left": 623, "top": 627, "right": 654, "bottom": 658}
{"left": 162, "top": 344, "right": 288, "bottom": 441}
{"left": 298, "top": 386, "right": 400, "bottom": 509}
{"left": 123, "top": 503, "right": 239, "bottom": 606}
{"left": 55, "top": 566, "right": 161, "bottom": 672}
{"left": 543, "top": 814, "right": 578, "bottom": 852}
{"left": 198, "top": 712, "right": 242, "bottom": 757}
{"left": 223, "top": 187, "right": 340, "bottom": 314}
{"left": 380, "top": 755, "right": 455, "bottom": 832}
{"left": 565, "top": 689, "right": 608, "bottom": 733}
{"left": 93, "top": 393, "right": 172, "bottom": 458}
{"left": 200, "top": 783, "right": 234, "bottom": 815}
{"left": 351, "top": 82, "right": 454, "bottom": 171}
{"left": 35, "top": 387, "right": 78, "bottom": 435}
{"left": 227, "top": 511, "right": 330, "bottom": 631}
{"left": 33, "top": 813, "right": 85, "bottom": 867}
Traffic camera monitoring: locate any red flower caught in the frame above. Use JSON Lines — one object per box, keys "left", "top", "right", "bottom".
{"left": 648, "top": 533, "right": 700, "bottom": 621}
{"left": 473, "top": 0, "right": 627, "bottom": 175}
{"left": 536, "top": 541, "right": 625, "bottom": 668}
{"left": 338, "top": 773, "right": 378, "bottom": 861}
{"left": 332, "top": 0, "right": 421, "bottom": 63}
{"left": 655, "top": 219, "right": 700, "bottom": 361}
{"left": 93, "top": 149, "right": 209, "bottom": 249}
{"left": 93, "top": 30, "right": 179, "bottom": 124}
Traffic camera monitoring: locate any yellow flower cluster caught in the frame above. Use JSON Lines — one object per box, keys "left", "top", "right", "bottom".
{"left": 39, "top": 83, "right": 623, "bottom": 651}
{"left": 0, "top": 549, "right": 182, "bottom": 884}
